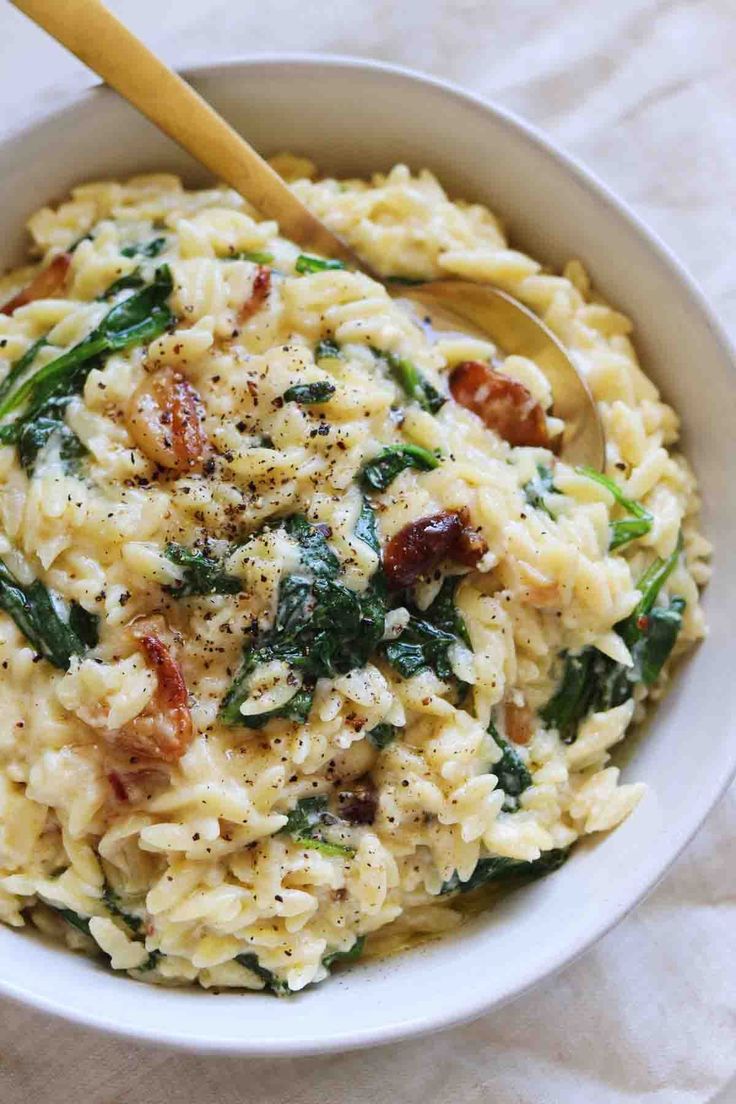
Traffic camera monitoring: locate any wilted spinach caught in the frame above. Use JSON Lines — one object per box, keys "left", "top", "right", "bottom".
{"left": 323, "top": 935, "right": 366, "bottom": 970}
{"left": 17, "top": 413, "right": 86, "bottom": 476}
{"left": 541, "top": 537, "right": 685, "bottom": 743}
{"left": 164, "top": 543, "right": 242, "bottom": 598}
{"left": 523, "top": 464, "right": 556, "bottom": 516}
{"left": 314, "top": 338, "right": 342, "bottom": 361}
{"left": 234, "top": 953, "right": 290, "bottom": 995}
{"left": 283, "top": 381, "right": 336, "bottom": 405}
{"left": 0, "top": 336, "right": 48, "bottom": 407}
{"left": 489, "top": 720, "right": 532, "bottom": 812}
{"left": 97, "top": 268, "right": 145, "bottom": 301}
{"left": 440, "top": 847, "right": 569, "bottom": 895}
{"left": 372, "top": 347, "right": 445, "bottom": 414}
{"left": 354, "top": 497, "right": 381, "bottom": 556}
{"left": 0, "top": 560, "right": 98, "bottom": 669}
{"left": 121, "top": 236, "right": 167, "bottom": 259}
{"left": 279, "top": 795, "right": 355, "bottom": 857}
{"left": 578, "top": 466, "right": 653, "bottom": 551}
{"left": 0, "top": 267, "right": 174, "bottom": 450}
{"left": 382, "top": 576, "right": 469, "bottom": 681}
{"left": 367, "top": 723, "right": 397, "bottom": 749}
{"left": 219, "top": 516, "right": 387, "bottom": 726}
{"left": 360, "top": 443, "right": 440, "bottom": 491}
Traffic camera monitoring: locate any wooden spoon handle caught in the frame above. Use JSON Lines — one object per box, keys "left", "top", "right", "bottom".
{"left": 11, "top": 0, "right": 362, "bottom": 265}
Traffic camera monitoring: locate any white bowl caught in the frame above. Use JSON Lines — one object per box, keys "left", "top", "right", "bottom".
{"left": 0, "top": 55, "right": 734, "bottom": 1056}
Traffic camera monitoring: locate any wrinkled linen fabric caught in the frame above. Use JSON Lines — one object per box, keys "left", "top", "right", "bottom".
{"left": 0, "top": 0, "right": 734, "bottom": 1101}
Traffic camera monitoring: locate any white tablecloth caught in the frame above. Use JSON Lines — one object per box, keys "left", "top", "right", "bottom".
{"left": 0, "top": 2, "right": 734, "bottom": 1101}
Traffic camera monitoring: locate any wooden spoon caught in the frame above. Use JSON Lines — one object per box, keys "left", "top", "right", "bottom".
{"left": 11, "top": 0, "right": 605, "bottom": 469}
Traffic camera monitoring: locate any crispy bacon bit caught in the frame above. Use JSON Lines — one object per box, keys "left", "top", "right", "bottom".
{"left": 239, "top": 265, "right": 271, "bottom": 323}
{"left": 505, "top": 702, "right": 533, "bottom": 745}
{"left": 450, "top": 360, "right": 549, "bottom": 448}
{"left": 337, "top": 779, "right": 378, "bottom": 826}
{"left": 1, "top": 252, "right": 72, "bottom": 315}
{"left": 384, "top": 509, "right": 487, "bottom": 588}
{"left": 114, "top": 624, "right": 193, "bottom": 764}
{"left": 126, "top": 367, "right": 207, "bottom": 472}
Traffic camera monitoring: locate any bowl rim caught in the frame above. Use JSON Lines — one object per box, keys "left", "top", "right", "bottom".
{"left": 0, "top": 51, "right": 734, "bottom": 1056}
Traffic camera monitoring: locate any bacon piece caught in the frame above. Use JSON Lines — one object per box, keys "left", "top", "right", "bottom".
{"left": 113, "top": 624, "right": 194, "bottom": 764}
{"left": 450, "top": 360, "right": 549, "bottom": 448}
{"left": 239, "top": 265, "right": 271, "bottom": 323}
{"left": 1, "top": 252, "right": 72, "bottom": 315}
{"left": 384, "top": 509, "right": 487, "bottom": 588}
{"left": 505, "top": 702, "right": 533, "bottom": 745}
{"left": 126, "top": 366, "right": 207, "bottom": 472}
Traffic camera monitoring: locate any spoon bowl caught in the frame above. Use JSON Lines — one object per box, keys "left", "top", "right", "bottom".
{"left": 11, "top": 0, "right": 606, "bottom": 470}
{"left": 401, "top": 280, "right": 606, "bottom": 468}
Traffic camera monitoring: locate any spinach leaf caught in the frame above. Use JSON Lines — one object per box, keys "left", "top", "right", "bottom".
{"left": 0, "top": 266, "right": 174, "bottom": 423}
{"left": 295, "top": 254, "right": 346, "bottom": 274}
{"left": 233, "top": 685, "right": 315, "bottom": 731}
{"left": 0, "top": 359, "right": 96, "bottom": 449}
{"left": 121, "top": 237, "right": 167, "bottom": 259}
{"left": 360, "top": 443, "right": 440, "bottom": 491}
{"left": 426, "top": 575, "right": 471, "bottom": 648}
{"left": 539, "top": 648, "right": 597, "bottom": 744}
{"left": 220, "top": 516, "right": 387, "bottom": 726}
{"left": 97, "top": 268, "right": 145, "bottom": 301}
{"left": 283, "top": 381, "right": 336, "bottom": 405}
{"left": 608, "top": 535, "right": 685, "bottom": 689}
{"left": 367, "top": 722, "right": 397, "bottom": 749}
{"left": 383, "top": 576, "right": 468, "bottom": 680}
{"left": 383, "top": 618, "right": 456, "bottom": 679}
{"left": 234, "top": 953, "right": 290, "bottom": 995}
{"left": 50, "top": 893, "right": 158, "bottom": 969}
{"left": 280, "top": 795, "right": 355, "bottom": 857}
{"left": 315, "top": 338, "right": 342, "bottom": 361}
{"left": 441, "top": 847, "right": 569, "bottom": 895}
{"left": 164, "top": 542, "right": 242, "bottom": 598}
{"left": 227, "top": 250, "right": 274, "bottom": 264}
{"left": 577, "top": 466, "right": 653, "bottom": 551}
{"left": 323, "top": 935, "right": 365, "bottom": 970}
{"left": 372, "top": 348, "right": 446, "bottom": 414}
{"left": 638, "top": 597, "right": 686, "bottom": 684}
{"left": 384, "top": 275, "right": 426, "bottom": 286}
{"left": 139, "top": 949, "right": 162, "bottom": 972}
{"left": 619, "top": 537, "right": 683, "bottom": 644}
{"left": 523, "top": 464, "right": 556, "bottom": 516}
{"left": 102, "top": 885, "right": 142, "bottom": 934}
{"left": 354, "top": 497, "right": 381, "bottom": 556}
{"left": 0, "top": 560, "right": 98, "bottom": 669}
{"left": 68, "top": 602, "right": 99, "bottom": 649}
{"left": 284, "top": 514, "right": 340, "bottom": 579}
{"left": 69, "top": 232, "right": 94, "bottom": 253}
{"left": 541, "top": 538, "right": 685, "bottom": 742}
{"left": 17, "top": 413, "right": 86, "bottom": 476}
{"left": 488, "top": 720, "right": 532, "bottom": 812}
{"left": 0, "top": 336, "right": 47, "bottom": 406}
{"left": 53, "top": 906, "right": 92, "bottom": 936}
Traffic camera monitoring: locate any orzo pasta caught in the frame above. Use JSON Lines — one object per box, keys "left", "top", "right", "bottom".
{"left": 0, "top": 161, "right": 708, "bottom": 993}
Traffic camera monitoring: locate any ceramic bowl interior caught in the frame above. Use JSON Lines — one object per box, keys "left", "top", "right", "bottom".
{"left": 0, "top": 56, "right": 733, "bottom": 1055}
